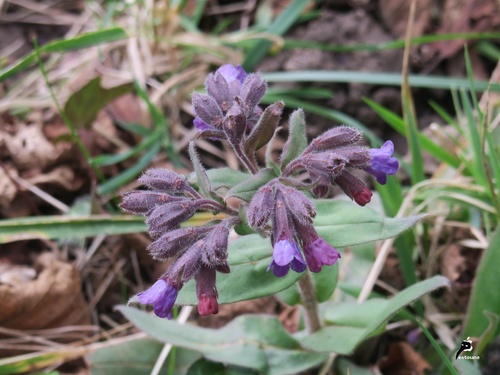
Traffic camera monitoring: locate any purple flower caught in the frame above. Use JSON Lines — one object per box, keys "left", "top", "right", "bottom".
{"left": 217, "top": 64, "right": 247, "bottom": 86}
{"left": 303, "top": 237, "right": 341, "bottom": 273}
{"left": 193, "top": 117, "right": 214, "bottom": 132}
{"left": 268, "top": 239, "right": 307, "bottom": 277}
{"left": 364, "top": 141, "right": 399, "bottom": 184}
{"left": 137, "top": 279, "right": 179, "bottom": 319}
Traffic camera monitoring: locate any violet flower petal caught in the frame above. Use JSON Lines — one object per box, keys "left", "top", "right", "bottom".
{"left": 303, "top": 237, "right": 341, "bottom": 273}
{"left": 365, "top": 141, "right": 399, "bottom": 184}
{"left": 137, "top": 279, "right": 178, "bottom": 319}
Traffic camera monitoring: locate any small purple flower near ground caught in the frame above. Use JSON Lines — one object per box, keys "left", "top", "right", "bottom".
{"left": 137, "top": 279, "right": 179, "bottom": 319}
{"left": 364, "top": 140, "right": 399, "bottom": 184}
{"left": 268, "top": 239, "right": 307, "bottom": 277}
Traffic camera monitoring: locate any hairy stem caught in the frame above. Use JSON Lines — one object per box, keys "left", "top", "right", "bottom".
{"left": 297, "top": 272, "right": 322, "bottom": 334}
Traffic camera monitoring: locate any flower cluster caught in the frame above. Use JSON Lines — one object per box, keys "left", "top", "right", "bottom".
{"left": 120, "top": 168, "right": 236, "bottom": 318}
{"left": 122, "top": 64, "right": 399, "bottom": 319}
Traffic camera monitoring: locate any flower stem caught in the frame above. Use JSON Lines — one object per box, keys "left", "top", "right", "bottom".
{"left": 297, "top": 272, "right": 322, "bottom": 334}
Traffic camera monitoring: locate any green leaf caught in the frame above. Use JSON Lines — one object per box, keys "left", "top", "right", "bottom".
{"left": 301, "top": 276, "right": 450, "bottom": 354}
{"left": 97, "top": 142, "right": 160, "bottom": 196}
{"left": 189, "top": 141, "right": 213, "bottom": 199}
{"left": 177, "top": 200, "right": 421, "bottom": 306}
{"left": 187, "top": 358, "right": 258, "bottom": 375}
{"left": 225, "top": 168, "right": 277, "bottom": 202}
{"left": 263, "top": 71, "right": 500, "bottom": 93}
{"left": 313, "top": 200, "right": 423, "bottom": 247}
{"left": 313, "top": 262, "right": 339, "bottom": 303}
{"left": 118, "top": 309, "right": 327, "bottom": 374}
{"left": 280, "top": 109, "right": 307, "bottom": 168}
{"left": 463, "top": 224, "right": 500, "bottom": 345}
{"left": 64, "top": 77, "right": 132, "bottom": 129}
{"left": 188, "top": 168, "right": 250, "bottom": 192}
{"left": 0, "top": 215, "right": 146, "bottom": 244}
{"left": 0, "top": 28, "right": 128, "bottom": 81}
{"left": 88, "top": 338, "right": 201, "bottom": 375}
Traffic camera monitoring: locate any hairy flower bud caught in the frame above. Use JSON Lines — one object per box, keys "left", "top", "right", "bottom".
{"left": 238, "top": 73, "right": 267, "bottom": 116}
{"left": 202, "top": 226, "right": 229, "bottom": 266}
{"left": 305, "top": 126, "right": 361, "bottom": 153}
{"left": 334, "top": 171, "right": 372, "bottom": 206}
{"left": 205, "top": 71, "right": 232, "bottom": 112}
{"left": 247, "top": 184, "right": 274, "bottom": 228}
{"left": 277, "top": 184, "right": 316, "bottom": 225}
{"left": 147, "top": 227, "right": 210, "bottom": 260}
{"left": 146, "top": 200, "right": 198, "bottom": 238}
{"left": 139, "top": 168, "right": 190, "bottom": 193}
{"left": 192, "top": 92, "right": 224, "bottom": 129}
{"left": 120, "top": 191, "right": 184, "bottom": 214}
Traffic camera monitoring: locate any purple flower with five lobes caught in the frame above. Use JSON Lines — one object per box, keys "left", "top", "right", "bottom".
{"left": 137, "top": 278, "right": 179, "bottom": 319}
{"left": 364, "top": 140, "right": 399, "bottom": 185}
{"left": 268, "top": 239, "right": 307, "bottom": 277}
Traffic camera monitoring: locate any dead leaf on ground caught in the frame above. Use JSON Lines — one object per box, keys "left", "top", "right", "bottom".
{"left": 1, "top": 118, "right": 63, "bottom": 170}
{"left": 378, "top": 0, "right": 432, "bottom": 38}
{"left": 377, "top": 341, "right": 432, "bottom": 375}
{"left": 26, "top": 165, "right": 85, "bottom": 192}
{"left": 0, "top": 252, "right": 90, "bottom": 342}
{"left": 423, "top": 0, "right": 500, "bottom": 68}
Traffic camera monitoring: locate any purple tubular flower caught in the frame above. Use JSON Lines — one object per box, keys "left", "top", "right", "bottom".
{"left": 364, "top": 141, "right": 399, "bottom": 184}
{"left": 196, "top": 265, "right": 219, "bottom": 316}
{"left": 303, "top": 237, "right": 341, "bottom": 273}
{"left": 137, "top": 279, "right": 179, "bottom": 319}
{"left": 268, "top": 239, "right": 307, "bottom": 277}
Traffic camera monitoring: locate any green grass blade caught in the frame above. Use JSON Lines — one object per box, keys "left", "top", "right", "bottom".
{"left": 0, "top": 215, "right": 145, "bottom": 244}
{"left": 134, "top": 82, "right": 182, "bottom": 168}
{"left": 263, "top": 71, "right": 500, "bottom": 92}
{"left": 460, "top": 90, "right": 487, "bottom": 187}
{"left": 242, "top": 0, "right": 311, "bottom": 71}
{"left": 398, "top": 310, "right": 459, "bottom": 375}
{"left": 97, "top": 142, "right": 160, "bottom": 196}
{"left": 91, "top": 131, "right": 161, "bottom": 167}
{"left": 283, "top": 32, "right": 500, "bottom": 53}
{"left": 364, "top": 98, "right": 461, "bottom": 168}
{"left": 463, "top": 224, "right": 500, "bottom": 347}
{"left": 0, "top": 28, "right": 127, "bottom": 81}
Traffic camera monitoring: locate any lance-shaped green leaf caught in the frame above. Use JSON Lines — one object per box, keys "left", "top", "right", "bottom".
{"left": 176, "top": 200, "right": 422, "bottom": 306}
{"left": 0, "top": 28, "right": 128, "bottom": 81}
{"left": 0, "top": 215, "right": 145, "bottom": 244}
{"left": 118, "top": 308, "right": 328, "bottom": 374}
{"left": 280, "top": 109, "right": 308, "bottom": 168}
{"left": 188, "top": 141, "right": 216, "bottom": 200}
{"left": 244, "top": 101, "right": 284, "bottom": 153}
{"left": 88, "top": 338, "right": 201, "bottom": 375}
{"left": 64, "top": 77, "right": 132, "bottom": 130}
{"left": 463, "top": 223, "right": 500, "bottom": 351}
{"left": 302, "top": 276, "right": 450, "bottom": 354}
{"left": 225, "top": 168, "right": 277, "bottom": 202}
{"left": 313, "top": 199, "right": 424, "bottom": 247}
